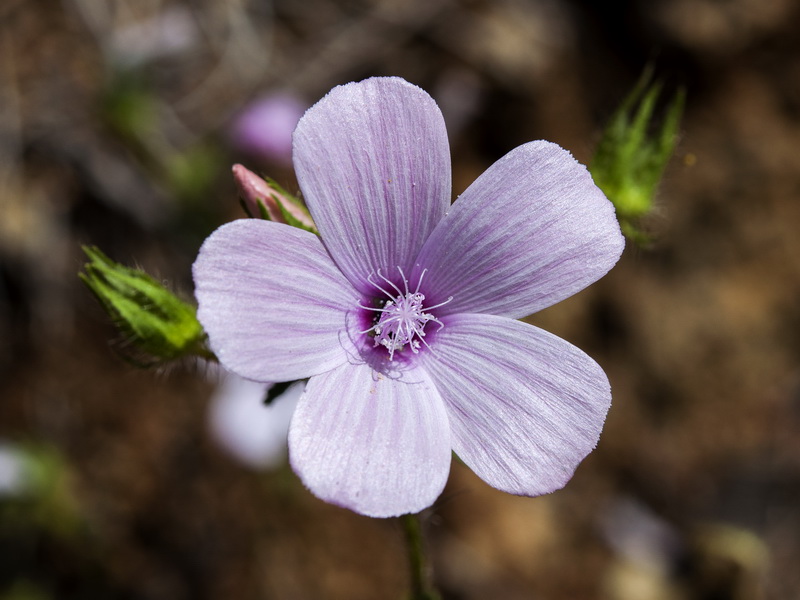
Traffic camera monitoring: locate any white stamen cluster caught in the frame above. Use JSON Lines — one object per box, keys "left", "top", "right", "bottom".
{"left": 360, "top": 268, "right": 451, "bottom": 360}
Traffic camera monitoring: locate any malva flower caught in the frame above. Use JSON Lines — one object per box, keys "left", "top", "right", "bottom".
{"left": 194, "top": 77, "right": 624, "bottom": 518}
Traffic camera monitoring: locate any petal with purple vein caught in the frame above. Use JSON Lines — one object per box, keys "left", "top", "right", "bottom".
{"left": 289, "top": 361, "right": 451, "bottom": 517}
{"left": 414, "top": 141, "right": 624, "bottom": 318}
{"left": 293, "top": 77, "right": 451, "bottom": 294}
{"left": 193, "top": 219, "right": 359, "bottom": 382}
{"left": 421, "top": 313, "right": 611, "bottom": 496}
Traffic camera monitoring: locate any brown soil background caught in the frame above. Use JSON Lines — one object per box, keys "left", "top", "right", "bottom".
{"left": 2, "top": 0, "right": 800, "bottom": 598}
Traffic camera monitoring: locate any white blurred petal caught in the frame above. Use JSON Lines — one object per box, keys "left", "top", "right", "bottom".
{"left": 0, "top": 443, "right": 27, "bottom": 496}
{"left": 209, "top": 371, "right": 303, "bottom": 469}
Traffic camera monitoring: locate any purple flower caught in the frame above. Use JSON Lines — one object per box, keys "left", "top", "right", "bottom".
{"left": 194, "top": 77, "right": 624, "bottom": 517}
{"left": 229, "top": 93, "right": 307, "bottom": 167}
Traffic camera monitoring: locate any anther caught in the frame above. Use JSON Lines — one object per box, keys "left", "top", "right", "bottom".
{"left": 359, "top": 267, "right": 452, "bottom": 360}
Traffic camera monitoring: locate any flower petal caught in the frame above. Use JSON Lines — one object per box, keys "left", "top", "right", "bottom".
{"left": 293, "top": 77, "right": 451, "bottom": 293}
{"left": 414, "top": 141, "right": 624, "bottom": 318}
{"left": 193, "top": 219, "right": 359, "bottom": 382}
{"left": 288, "top": 362, "right": 451, "bottom": 517}
{"left": 420, "top": 313, "right": 611, "bottom": 497}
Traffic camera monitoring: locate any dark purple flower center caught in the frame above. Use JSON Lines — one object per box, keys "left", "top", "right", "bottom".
{"left": 360, "top": 268, "right": 451, "bottom": 361}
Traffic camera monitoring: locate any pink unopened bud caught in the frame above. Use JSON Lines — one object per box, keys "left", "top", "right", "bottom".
{"left": 232, "top": 164, "right": 315, "bottom": 231}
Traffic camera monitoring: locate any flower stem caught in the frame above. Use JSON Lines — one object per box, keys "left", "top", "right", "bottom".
{"left": 401, "top": 513, "right": 441, "bottom": 600}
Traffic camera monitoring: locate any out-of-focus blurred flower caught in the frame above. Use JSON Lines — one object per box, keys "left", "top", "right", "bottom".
{"left": 432, "top": 69, "right": 484, "bottom": 139}
{"left": 232, "top": 164, "right": 316, "bottom": 231}
{"left": 0, "top": 444, "right": 26, "bottom": 497}
{"left": 208, "top": 369, "right": 304, "bottom": 469}
{"left": 602, "top": 496, "right": 682, "bottom": 572}
{"left": 0, "top": 442, "right": 82, "bottom": 539}
{"left": 111, "top": 6, "right": 198, "bottom": 67}
{"left": 600, "top": 496, "right": 683, "bottom": 600}
{"left": 229, "top": 93, "right": 307, "bottom": 167}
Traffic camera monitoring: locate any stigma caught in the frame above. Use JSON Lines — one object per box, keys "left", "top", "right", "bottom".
{"left": 360, "top": 268, "right": 451, "bottom": 361}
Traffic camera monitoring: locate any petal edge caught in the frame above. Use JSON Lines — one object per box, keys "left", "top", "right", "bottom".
{"left": 421, "top": 313, "right": 611, "bottom": 496}
{"left": 289, "top": 362, "right": 451, "bottom": 517}
{"left": 293, "top": 77, "right": 452, "bottom": 293}
{"left": 414, "top": 140, "right": 624, "bottom": 318}
{"left": 193, "top": 219, "right": 359, "bottom": 382}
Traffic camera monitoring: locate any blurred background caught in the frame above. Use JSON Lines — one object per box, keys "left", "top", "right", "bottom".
{"left": 2, "top": 0, "right": 800, "bottom": 598}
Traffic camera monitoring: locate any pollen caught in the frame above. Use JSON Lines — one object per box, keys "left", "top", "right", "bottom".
{"left": 360, "top": 268, "right": 451, "bottom": 361}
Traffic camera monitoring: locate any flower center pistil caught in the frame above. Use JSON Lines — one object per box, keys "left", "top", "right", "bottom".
{"left": 360, "top": 268, "right": 451, "bottom": 361}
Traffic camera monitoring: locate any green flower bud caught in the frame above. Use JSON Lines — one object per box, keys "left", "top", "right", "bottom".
{"left": 590, "top": 68, "right": 685, "bottom": 241}
{"left": 79, "top": 246, "right": 209, "bottom": 364}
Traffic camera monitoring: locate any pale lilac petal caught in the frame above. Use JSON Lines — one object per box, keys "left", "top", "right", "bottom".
{"left": 208, "top": 369, "right": 303, "bottom": 469}
{"left": 193, "top": 219, "right": 360, "bottom": 382}
{"left": 414, "top": 141, "right": 624, "bottom": 318}
{"left": 420, "top": 313, "right": 611, "bottom": 496}
{"left": 288, "top": 362, "right": 451, "bottom": 517}
{"left": 293, "top": 77, "right": 451, "bottom": 294}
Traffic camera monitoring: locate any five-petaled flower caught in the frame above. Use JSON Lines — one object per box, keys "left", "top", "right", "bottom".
{"left": 193, "top": 77, "right": 624, "bottom": 518}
